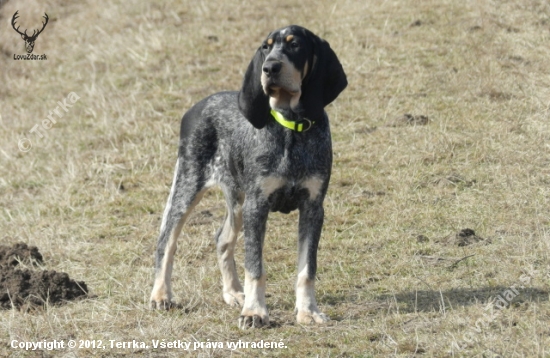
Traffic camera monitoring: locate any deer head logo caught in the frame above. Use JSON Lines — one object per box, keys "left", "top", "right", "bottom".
{"left": 11, "top": 11, "right": 49, "bottom": 54}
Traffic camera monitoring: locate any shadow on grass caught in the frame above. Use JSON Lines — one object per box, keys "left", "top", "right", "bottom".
{"left": 375, "top": 286, "right": 549, "bottom": 313}
{"left": 320, "top": 286, "right": 549, "bottom": 315}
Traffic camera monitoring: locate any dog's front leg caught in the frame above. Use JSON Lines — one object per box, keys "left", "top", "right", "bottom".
{"left": 295, "top": 202, "right": 329, "bottom": 324}
{"left": 238, "top": 197, "right": 270, "bottom": 329}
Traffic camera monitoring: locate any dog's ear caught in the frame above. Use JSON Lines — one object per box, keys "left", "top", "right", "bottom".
{"left": 300, "top": 31, "right": 347, "bottom": 121}
{"left": 238, "top": 47, "right": 271, "bottom": 129}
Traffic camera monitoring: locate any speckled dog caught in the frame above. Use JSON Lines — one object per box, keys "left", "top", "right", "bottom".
{"left": 150, "top": 25, "right": 347, "bottom": 329}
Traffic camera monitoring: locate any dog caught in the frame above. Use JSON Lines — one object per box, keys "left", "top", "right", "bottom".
{"left": 150, "top": 25, "right": 347, "bottom": 329}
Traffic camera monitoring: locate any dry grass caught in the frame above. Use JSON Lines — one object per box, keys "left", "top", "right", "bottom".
{"left": 1, "top": 0, "right": 550, "bottom": 356}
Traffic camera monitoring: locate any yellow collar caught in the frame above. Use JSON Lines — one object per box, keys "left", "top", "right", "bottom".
{"left": 270, "top": 109, "right": 314, "bottom": 132}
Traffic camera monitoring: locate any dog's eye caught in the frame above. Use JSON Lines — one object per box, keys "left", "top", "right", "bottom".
{"left": 262, "top": 43, "right": 270, "bottom": 50}
{"left": 290, "top": 41, "right": 300, "bottom": 49}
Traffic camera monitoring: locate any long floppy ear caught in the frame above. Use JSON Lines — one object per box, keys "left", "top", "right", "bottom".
{"left": 238, "top": 47, "right": 271, "bottom": 129}
{"left": 300, "top": 31, "right": 347, "bottom": 122}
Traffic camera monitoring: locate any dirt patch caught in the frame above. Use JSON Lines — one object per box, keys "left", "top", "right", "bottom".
{"left": 440, "top": 228, "right": 490, "bottom": 247}
{"left": 385, "top": 113, "right": 429, "bottom": 127}
{"left": 430, "top": 173, "right": 476, "bottom": 188}
{"left": 0, "top": 242, "right": 88, "bottom": 310}
{"left": 187, "top": 209, "right": 215, "bottom": 226}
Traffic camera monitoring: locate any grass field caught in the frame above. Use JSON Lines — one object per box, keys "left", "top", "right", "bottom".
{"left": 1, "top": 0, "right": 550, "bottom": 356}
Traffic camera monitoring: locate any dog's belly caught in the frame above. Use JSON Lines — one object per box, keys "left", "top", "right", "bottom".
{"left": 268, "top": 185, "right": 308, "bottom": 213}
{"left": 259, "top": 175, "right": 325, "bottom": 214}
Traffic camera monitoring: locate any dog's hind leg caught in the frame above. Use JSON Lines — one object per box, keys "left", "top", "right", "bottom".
{"left": 150, "top": 158, "right": 206, "bottom": 309}
{"left": 216, "top": 185, "right": 245, "bottom": 307}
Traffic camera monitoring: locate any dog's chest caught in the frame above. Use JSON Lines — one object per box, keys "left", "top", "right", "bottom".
{"left": 239, "top": 129, "right": 331, "bottom": 213}
{"left": 247, "top": 127, "right": 328, "bottom": 173}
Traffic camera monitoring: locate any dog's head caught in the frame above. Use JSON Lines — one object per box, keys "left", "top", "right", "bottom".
{"left": 238, "top": 25, "right": 347, "bottom": 129}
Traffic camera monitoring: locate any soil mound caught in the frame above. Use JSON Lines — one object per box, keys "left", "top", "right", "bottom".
{"left": 0, "top": 242, "right": 43, "bottom": 267}
{"left": 0, "top": 242, "right": 88, "bottom": 310}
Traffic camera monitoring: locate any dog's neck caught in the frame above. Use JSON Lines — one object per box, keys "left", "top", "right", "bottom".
{"left": 271, "top": 103, "right": 306, "bottom": 122}
{"left": 270, "top": 105, "right": 316, "bottom": 133}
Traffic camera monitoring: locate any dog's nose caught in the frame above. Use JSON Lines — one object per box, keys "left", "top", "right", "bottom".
{"left": 262, "top": 61, "right": 281, "bottom": 76}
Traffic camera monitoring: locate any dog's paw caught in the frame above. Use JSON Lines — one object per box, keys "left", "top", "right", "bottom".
{"left": 238, "top": 314, "right": 269, "bottom": 329}
{"left": 150, "top": 286, "right": 173, "bottom": 310}
{"left": 223, "top": 291, "right": 245, "bottom": 307}
{"left": 150, "top": 298, "right": 174, "bottom": 310}
{"left": 296, "top": 310, "right": 329, "bottom": 324}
